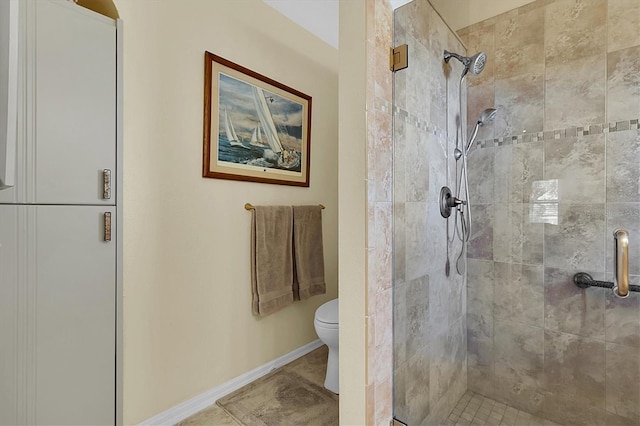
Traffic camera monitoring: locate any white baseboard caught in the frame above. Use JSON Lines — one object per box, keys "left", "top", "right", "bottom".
{"left": 138, "top": 339, "right": 324, "bottom": 425}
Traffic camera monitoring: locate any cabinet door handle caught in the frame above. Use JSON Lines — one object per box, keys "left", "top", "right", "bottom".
{"left": 103, "top": 169, "right": 112, "bottom": 199}
{"left": 104, "top": 212, "right": 112, "bottom": 242}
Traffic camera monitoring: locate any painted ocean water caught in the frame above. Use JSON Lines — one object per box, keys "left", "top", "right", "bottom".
{"left": 218, "top": 135, "right": 302, "bottom": 172}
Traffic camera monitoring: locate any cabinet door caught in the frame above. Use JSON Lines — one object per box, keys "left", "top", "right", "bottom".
{"left": 0, "top": 206, "right": 113, "bottom": 425}
{"left": 34, "top": 205, "right": 115, "bottom": 425}
{"left": 0, "top": 205, "right": 20, "bottom": 426}
{"left": 35, "top": 1, "right": 116, "bottom": 204}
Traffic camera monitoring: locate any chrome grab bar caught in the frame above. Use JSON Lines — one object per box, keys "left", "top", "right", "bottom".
{"left": 614, "top": 229, "right": 629, "bottom": 298}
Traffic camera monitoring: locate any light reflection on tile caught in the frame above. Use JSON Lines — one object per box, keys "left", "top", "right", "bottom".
{"left": 529, "top": 203, "right": 558, "bottom": 225}
{"left": 531, "top": 180, "right": 558, "bottom": 202}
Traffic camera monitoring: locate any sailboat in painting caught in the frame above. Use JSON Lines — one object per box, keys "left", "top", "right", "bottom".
{"left": 251, "top": 86, "right": 300, "bottom": 169}
{"left": 249, "top": 124, "right": 268, "bottom": 148}
{"left": 224, "top": 108, "right": 250, "bottom": 149}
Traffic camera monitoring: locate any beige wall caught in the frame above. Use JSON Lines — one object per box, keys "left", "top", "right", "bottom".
{"left": 114, "top": 0, "right": 338, "bottom": 423}
{"left": 338, "top": 0, "right": 367, "bottom": 423}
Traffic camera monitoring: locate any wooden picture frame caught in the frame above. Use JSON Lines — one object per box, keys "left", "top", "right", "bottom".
{"left": 202, "top": 52, "right": 312, "bottom": 187}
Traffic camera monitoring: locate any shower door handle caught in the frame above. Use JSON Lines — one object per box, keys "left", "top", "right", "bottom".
{"left": 614, "top": 229, "right": 629, "bottom": 298}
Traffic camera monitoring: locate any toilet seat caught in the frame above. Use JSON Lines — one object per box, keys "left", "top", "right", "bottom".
{"left": 315, "top": 299, "right": 338, "bottom": 325}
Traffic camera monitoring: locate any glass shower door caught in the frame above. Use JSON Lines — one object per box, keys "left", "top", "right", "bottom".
{"left": 392, "top": 1, "right": 468, "bottom": 424}
{"left": 393, "top": 0, "right": 640, "bottom": 425}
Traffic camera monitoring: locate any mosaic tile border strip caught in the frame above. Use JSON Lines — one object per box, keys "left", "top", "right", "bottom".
{"left": 476, "top": 119, "right": 640, "bottom": 149}
{"left": 392, "top": 106, "right": 639, "bottom": 150}
{"left": 393, "top": 106, "right": 447, "bottom": 139}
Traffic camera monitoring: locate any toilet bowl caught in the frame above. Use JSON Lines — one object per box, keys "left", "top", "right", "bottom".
{"left": 314, "top": 298, "right": 339, "bottom": 394}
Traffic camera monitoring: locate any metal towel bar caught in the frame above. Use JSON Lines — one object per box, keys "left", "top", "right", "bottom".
{"left": 244, "top": 203, "right": 325, "bottom": 211}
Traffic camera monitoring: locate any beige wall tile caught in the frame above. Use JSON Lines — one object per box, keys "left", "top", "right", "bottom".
{"left": 375, "top": 376, "right": 393, "bottom": 425}
{"left": 545, "top": 54, "right": 605, "bottom": 130}
{"left": 467, "top": 83, "right": 496, "bottom": 141}
{"left": 605, "top": 342, "right": 640, "bottom": 422}
{"left": 607, "top": 45, "right": 640, "bottom": 122}
{"left": 495, "top": 6, "right": 544, "bottom": 80}
{"left": 608, "top": 0, "right": 640, "bottom": 52}
{"left": 495, "top": 69, "right": 544, "bottom": 137}
{"left": 545, "top": 0, "right": 606, "bottom": 66}
{"left": 464, "top": 24, "right": 495, "bottom": 87}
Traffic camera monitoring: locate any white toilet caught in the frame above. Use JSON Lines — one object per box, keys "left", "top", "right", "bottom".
{"left": 314, "top": 298, "right": 339, "bottom": 394}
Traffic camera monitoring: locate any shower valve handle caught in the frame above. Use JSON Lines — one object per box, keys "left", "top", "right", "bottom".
{"left": 440, "top": 186, "right": 466, "bottom": 218}
{"left": 448, "top": 196, "right": 466, "bottom": 208}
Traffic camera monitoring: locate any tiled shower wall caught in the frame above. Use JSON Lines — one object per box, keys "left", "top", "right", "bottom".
{"left": 392, "top": 1, "right": 468, "bottom": 424}
{"left": 459, "top": 0, "right": 640, "bottom": 424}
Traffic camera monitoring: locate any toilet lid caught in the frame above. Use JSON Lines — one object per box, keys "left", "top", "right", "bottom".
{"left": 315, "top": 299, "right": 338, "bottom": 324}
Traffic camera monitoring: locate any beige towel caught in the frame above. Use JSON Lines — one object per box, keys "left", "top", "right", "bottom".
{"left": 292, "top": 205, "right": 326, "bottom": 300}
{"left": 251, "top": 206, "right": 294, "bottom": 316}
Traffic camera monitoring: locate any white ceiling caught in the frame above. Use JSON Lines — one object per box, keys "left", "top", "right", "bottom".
{"left": 261, "top": 0, "right": 413, "bottom": 49}
{"left": 262, "top": 0, "right": 536, "bottom": 50}
{"left": 263, "top": 0, "right": 339, "bottom": 49}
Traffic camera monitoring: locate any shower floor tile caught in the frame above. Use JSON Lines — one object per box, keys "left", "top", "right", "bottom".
{"left": 446, "top": 391, "right": 560, "bottom": 426}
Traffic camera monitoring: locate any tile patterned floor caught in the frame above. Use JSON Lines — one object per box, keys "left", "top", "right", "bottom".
{"left": 179, "top": 346, "right": 334, "bottom": 426}
{"left": 446, "top": 391, "right": 560, "bottom": 426}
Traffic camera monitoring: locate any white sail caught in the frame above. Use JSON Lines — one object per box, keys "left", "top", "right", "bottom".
{"left": 250, "top": 125, "right": 268, "bottom": 147}
{"left": 252, "top": 87, "right": 283, "bottom": 153}
{"left": 223, "top": 108, "right": 237, "bottom": 142}
{"left": 229, "top": 116, "right": 239, "bottom": 143}
{"left": 224, "top": 107, "right": 248, "bottom": 148}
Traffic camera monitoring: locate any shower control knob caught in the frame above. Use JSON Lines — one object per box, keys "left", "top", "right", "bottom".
{"left": 441, "top": 186, "right": 468, "bottom": 218}
{"left": 439, "top": 186, "right": 459, "bottom": 218}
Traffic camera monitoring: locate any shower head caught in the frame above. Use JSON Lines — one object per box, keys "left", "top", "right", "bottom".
{"left": 444, "top": 50, "right": 487, "bottom": 77}
{"left": 465, "top": 108, "right": 497, "bottom": 154}
{"left": 478, "top": 108, "right": 497, "bottom": 125}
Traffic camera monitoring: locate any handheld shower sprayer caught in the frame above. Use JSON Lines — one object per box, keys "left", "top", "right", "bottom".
{"left": 453, "top": 108, "right": 497, "bottom": 160}
{"left": 465, "top": 108, "right": 497, "bottom": 154}
{"left": 444, "top": 50, "right": 487, "bottom": 77}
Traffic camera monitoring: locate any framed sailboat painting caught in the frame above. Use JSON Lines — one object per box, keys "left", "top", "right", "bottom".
{"left": 202, "top": 52, "right": 312, "bottom": 187}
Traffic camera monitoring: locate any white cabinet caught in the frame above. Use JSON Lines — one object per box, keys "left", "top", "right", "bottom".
{"left": 0, "top": 0, "right": 19, "bottom": 190}
{"left": 35, "top": 0, "right": 116, "bottom": 205}
{"left": 0, "top": 206, "right": 116, "bottom": 425}
{"left": 0, "top": 1, "right": 121, "bottom": 424}
{"left": 0, "top": 0, "right": 117, "bottom": 205}
{"left": 35, "top": 206, "right": 116, "bottom": 425}
{"left": 0, "top": 206, "right": 19, "bottom": 426}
